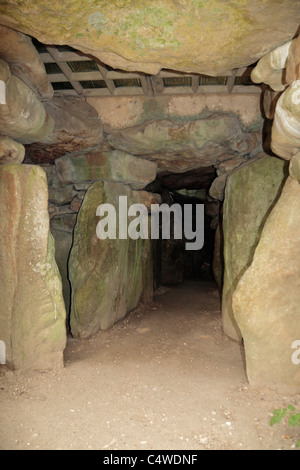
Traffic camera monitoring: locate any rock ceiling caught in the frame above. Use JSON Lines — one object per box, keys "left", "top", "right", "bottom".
{"left": 1, "top": 0, "right": 300, "bottom": 76}
{"left": 0, "top": 0, "right": 300, "bottom": 177}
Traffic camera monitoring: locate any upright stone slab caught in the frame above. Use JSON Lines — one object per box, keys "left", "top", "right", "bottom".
{"left": 222, "top": 155, "right": 287, "bottom": 341}
{"left": 0, "top": 164, "right": 67, "bottom": 370}
{"left": 232, "top": 177, "right": 300, "bottom": 391}
{"left": 69, "top": 181, "right": 154, "bottom": 338}
{"left": 50, "top": 214, "right": 77, "bottom": 319}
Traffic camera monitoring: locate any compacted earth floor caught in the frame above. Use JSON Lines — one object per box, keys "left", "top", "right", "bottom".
{"left": 0, "top": 280, "right": 299, "bottom": 451}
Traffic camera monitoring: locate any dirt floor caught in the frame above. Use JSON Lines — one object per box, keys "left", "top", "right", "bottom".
{"left": 0, "top": 280, "right": 299, "bottom": 451}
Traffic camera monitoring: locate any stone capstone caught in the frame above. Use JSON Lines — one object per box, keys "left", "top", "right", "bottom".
{"left": 0, "top": 164, "right": 67, "bottom": 370}
{"left": 232, "top": 176, "right": 300, "bottom": 392}
{"left": 69, "top": 181, "right": 154, "bottom": 338}
{"left": 0, "top": 1, "right": 299, "bottom": 76}
{"left": 107, "top": 115, "right": 262, "bottom": 172}
{"left": 222, "top": 154, "right": 288, "bottom": 341}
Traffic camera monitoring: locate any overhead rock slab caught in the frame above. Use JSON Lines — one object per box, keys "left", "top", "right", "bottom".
{"left": 69, "top": 181, "right": 154, "bottom": 338}
{"left": 222, "top": 155, "right": 288, "bottom": 341}
{"left": 0, "top": 25, "right": 53, "bottom": 100}
{"left": 0, "top": 59, "right": 54, "bottom": 144}
{"left": 0, "top": 1, "right": 299, "bottom": 75}
{"left": 55, "top": 148, "right": 157, "bottom": 190}
{"left": 0, "top": 164, "right": 67, "bottom": 370}
{"left": 107, "top": 115, "right": 262, "bottom": 172}
{"left": 232, "top": 176, "right": 300, "bottom": 391}
{"left": 25, "top": 97, "right": 104, "bottom": 163}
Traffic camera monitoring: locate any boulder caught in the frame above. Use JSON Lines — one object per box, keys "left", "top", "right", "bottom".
{"left": 222, "top": 154, "right": 288, "bottom": 341}
{"left": 0, "top": 164, "right": 67, "bottom": 370}
{"left": 69, "top": 181, "right": 153, "bottom": 338}
{"left": 25, "top": 97, "right": 104, "bottom": 163}
{"left": 232, "top": 176, "right": 300, "bottom": 391}
{"left": 0, "top": 1, "right": 299, "bottom": 75}
{"left": 55, "top": 148, "right": 157, "bottom": 190}
{"left": 251, "top": 39, "right": 295, "bottom": 91}
{"left": 0, "top": 136, "right": 25, "bottom": 164}
{"left": 271, "top": 80, "right": 300, "bottom": 159}
{"left": 0, "top": 59, "right": 54, "bottom": 144}
{"left": 0, "top": 25, "right": 53, "bottom": 100}
{"left": 286, "top": 33, "right": 300, "bottom": 85}
{"left": 107, "top": 115, "right": 262, "bottom": 172}
{"left": 41, "top": 164, "right": 77, "bottom": 205}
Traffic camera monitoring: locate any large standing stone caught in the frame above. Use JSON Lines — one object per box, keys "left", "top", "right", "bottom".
{"left": 69, "top": 181, "right": 154, "bottom": 338}
{"left": 55, "top": 149, "right": 157, "bottom": 190}
{"left": 0, "top": 164, "right": 67, "bottom": 370}
{"left": 222, "top": 155, "right": 288, "bottom": 341}
{"left": 232, "top": 177, "right": 300, "bottom": 391}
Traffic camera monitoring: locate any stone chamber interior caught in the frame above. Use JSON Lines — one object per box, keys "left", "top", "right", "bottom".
{"left": 1, "top": 2, "right": 300, "bottom": 397}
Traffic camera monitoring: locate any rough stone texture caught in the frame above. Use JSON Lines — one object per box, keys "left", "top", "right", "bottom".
{"left": 209, "top": 172, "right": 230, "bottom": 201}
{"left": 261, "top": 88, "right": 282, "bottom": 120}
{"left": 50, "top": 214, "right": 78, "bottom": 320}
{"left": 0, "top": 1, "right": 299, "bottom": 75}
{"left": 0, "top": 164, "right": 67, "bottom": 370}
{"left": 107, "top": 115, "right": 262, "bottom": 172}
{"left": 41, "top": 164, "right": 77, "bottom": 205}
{"left": 0, "top": 58, "right": 10, "bottom": 82}
{"left": 89, "top": 94, "right": 262, "bottom": 130}
{"left": 0, "top": 136, "right": 25, "bottom": 164}
{"left": 251, "top": 39, "right": 295, "bottom": 91}
{"left": 232, "top": 177, "right": 300, "bottom": 392}
{"left": 271, "top": 80, "right": 300, "bottom": 159}
{"left": 55, "top": 148, "right": 157, "bottom": 190}
{"left": 0, "top": 60, "right": 54, "bottom": 144}
{"left": 0, "top": 25, "right": 53, "bottom": 100}
{"left": 25, "top": 97, "right": 104, "bottom": 163}
{"left": 289, "top": 151, "right": 300, "bottom": 182}
{"left": 69, "top": 181, "right": 154, "bottom": 338}
{"left": 286, "top": 33, "right": 300, "bottom": 85}
{"left": 222, "top": 155, "right": 288, "bottom": 341}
